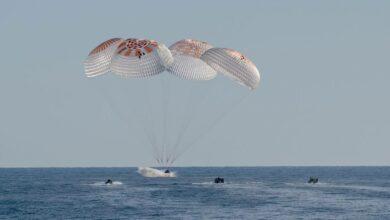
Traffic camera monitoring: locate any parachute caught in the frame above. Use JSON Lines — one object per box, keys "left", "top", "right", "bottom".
{"left": 84, "top": 37, "right": 261, "bottom": 167}
{"left": 84, "top": 38, "right": 173, "bottom": 78}
{"left": 167, "top": 39, "right": 217, "bottom": 80}
{"left": 84, "top": 38, "right": 123, "bottom": 77}
{"left": 201, "top": 48, "right": 260, "bottom": 90}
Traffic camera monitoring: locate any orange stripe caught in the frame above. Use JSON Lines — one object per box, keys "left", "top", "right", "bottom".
{"left": 89, "top": 38, "right": 120, "bottom": 55}
{"left": 117, "top": 47, "right": 127, "bottom": 55}
{"left": 118, "top": 41, "right": 126, "bottom": 49}
{"left": 144, "top": 46, "right": 153, "bottom": 53}
{"left": 124, "top": 48, "right": 132, "bottom": 57}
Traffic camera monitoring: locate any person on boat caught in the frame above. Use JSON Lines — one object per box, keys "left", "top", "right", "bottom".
{"left": 105, "top": 179, "right": 113, "bottom": 184}
{"left": 308, "top": 176, "right": 318, "bottom": 184}
{"left": 214, "top": 177, "right": 224, "bottom": 184}
{"left": 164, "top": 170, "right": 170, "bottom": 174}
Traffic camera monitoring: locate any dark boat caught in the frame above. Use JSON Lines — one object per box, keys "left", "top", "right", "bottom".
{"left": 214, "top": 177, "right": 224, "bottom": 184}
{"left": 308, "top": 177, "right": 318, "bottom": 184}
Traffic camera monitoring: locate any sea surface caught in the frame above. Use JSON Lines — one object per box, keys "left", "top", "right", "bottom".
{"left": 1, "top": 167, "right": 390, "bottom": 219}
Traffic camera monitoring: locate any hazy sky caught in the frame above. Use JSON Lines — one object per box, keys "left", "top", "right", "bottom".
{"left": 1, "top": 1, "right": 389, "bottom": 167}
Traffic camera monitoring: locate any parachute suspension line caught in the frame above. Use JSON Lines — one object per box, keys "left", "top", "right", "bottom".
{"left": 170, "top": 87, "right": 251, "bottom": 165}
{"left": 134, "top": 83, "right": 162, "bottom": 165}
{"left": 143, "top": 79, "right": 162, "bottom": 166}
{"left": 171, "top": 93, "right": 250, "bottom": 164}
{"left": 167, "top": 80, "right": 218, "bottom": 166}
{"left": 165, "top": 80, "right": 198, "bottom": 166}
{"left": 92, "top": 81, "right": 161, "bottom": 164}
{"left": 160, "top": 76, "right": 171, "bottom": 167}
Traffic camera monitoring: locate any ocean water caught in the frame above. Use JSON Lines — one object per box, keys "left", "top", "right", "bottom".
{"left": 1, "top": 167, "right": 390, "bottom": 219}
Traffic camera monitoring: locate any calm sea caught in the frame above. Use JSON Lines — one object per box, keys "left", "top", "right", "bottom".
{"left": 1, "top": 167, "right": 390, "bottom": 219}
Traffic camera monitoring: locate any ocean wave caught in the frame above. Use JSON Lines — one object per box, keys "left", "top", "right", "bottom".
{"left": 286, "top": 182, "right": 390, "bottom": 193}
{"left": 192, "top": 181, "right": 264, "bottom": 188}
{"left": 192, "top": 182, "right": 214, "bottom": 185}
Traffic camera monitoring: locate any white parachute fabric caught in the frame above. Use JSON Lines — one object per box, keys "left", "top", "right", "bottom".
{"left": 84, "top": 38, "right": 125, "bottom": 77}
{"left": 167, "top": 39, "right": 217, "bottom": 80}
{"left": 168, "top": 56, "right": 217, "bottom": 80}
{"left": 156, "top": 44, "right": 174, "bottom": 68}
{"left": 110, "top": 39, "right": 173, "bottom": 78}
{"left": 201, "top": 48, "right": 260, "bottom": 89}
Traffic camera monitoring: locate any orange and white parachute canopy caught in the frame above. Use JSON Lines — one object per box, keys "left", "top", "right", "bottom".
{"left": 84, "top": 37, "right": 261, "bottom": 89}
{"left": 167, "top": 39, "right": 217, "bottom": 81}
{"left": 84, "top": 38, "right": 173, "bottom": 78}
{"left": 201, "top": 48, "right": 260, "bottom": 90}
{"left": 168, "top": 39, "right": 261, "bottom": 89}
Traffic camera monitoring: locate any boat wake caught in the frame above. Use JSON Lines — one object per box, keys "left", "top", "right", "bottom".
{"left": 91, "top": 181, "right": 123, "bottom": 186}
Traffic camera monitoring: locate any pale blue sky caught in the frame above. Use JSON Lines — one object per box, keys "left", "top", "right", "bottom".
{"left": 0, "top": 1, "right": 389, "bottom": 167}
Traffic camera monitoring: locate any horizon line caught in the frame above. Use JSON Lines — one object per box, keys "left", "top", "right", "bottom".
{"left": 1, "top": 165, "right": 390, "bottom": 169}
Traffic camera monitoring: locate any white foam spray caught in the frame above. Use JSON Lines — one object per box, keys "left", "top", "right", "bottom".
{"left": 91, "top": 181, "right": 123, "bottom": 186}
{"left": 137, "top": 167, "right": 176, "bottom": 178}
